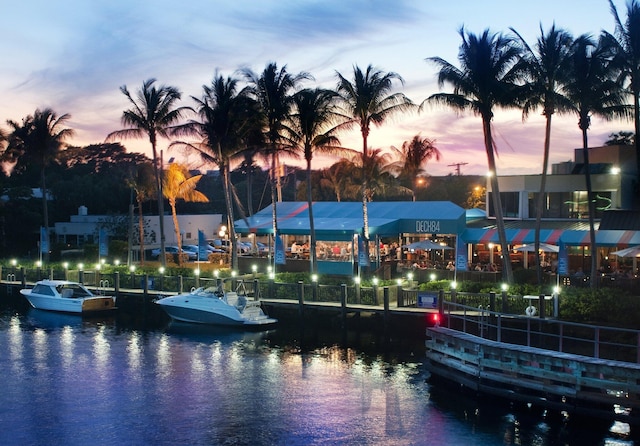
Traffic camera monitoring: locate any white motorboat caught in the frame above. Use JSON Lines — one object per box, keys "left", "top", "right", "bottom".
{"left": 155, "top": 286, "right": 277, "bottom": 327}
{"left": 20, "top": 280, "right": 116, "bottom": 314}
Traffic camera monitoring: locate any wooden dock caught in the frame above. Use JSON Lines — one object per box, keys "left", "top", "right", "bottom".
{"left": 426, "top": 325, "right": 640, "bottom": 424}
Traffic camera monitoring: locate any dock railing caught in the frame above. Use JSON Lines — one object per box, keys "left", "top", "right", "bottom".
{"left": 441, "top": 299, "right": 640, "bottom": 364}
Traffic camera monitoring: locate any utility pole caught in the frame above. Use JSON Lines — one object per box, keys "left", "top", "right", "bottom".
{"left": 448, "top": 162, "right": 468, "bottom": 176}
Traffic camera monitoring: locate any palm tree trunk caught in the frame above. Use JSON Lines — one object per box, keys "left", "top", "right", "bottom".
{"left": 40, "top": 166, "right": 49, "bottom": 263}
{"left": 306, "top": 157, "right": 316, "bottom": 274}
{"left": 221, "top": 159, "right": 238, "bottom": 271}
{"left": 361, "top": 129, "right": 370, "bottom": 273}
{"left": 581, "top": 128, "right": 598, "bottom": 289}
{"left": 170, "top": 199, "right": 182, "bottom": 266}
{"left": 534, "top": 113, "right": 553, "bottom": 287}
{"left": 483, "top": 118, "right": 514, "bottom": 284}
{"left": 150, "top": 137, "right": 166, "bottom": 268}
{"left": 137, "top": 197, "right": 145, "bottom": 264}
{"left": 270, "top": 152, "right": 279, "bottom": 272}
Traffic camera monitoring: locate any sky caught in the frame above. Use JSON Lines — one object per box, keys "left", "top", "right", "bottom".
{"left": 0, "top": 0, "right": 634, "bottom": 177}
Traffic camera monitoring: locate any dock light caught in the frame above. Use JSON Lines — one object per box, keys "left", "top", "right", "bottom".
{"left": 100, "top": 258, "right": 106, "bottom": 265}
{"left": 267, "top": 265, "right": 273, "bottom": 274}
{"left": 114, "top": 259, "right": 120, "bottom": 266}
{"left": 450, "top": 281, "right": 457, "bottom": 290}
{"left": 252, "top": 264, "right": 257, "bottom": 273}
{"left": 430, "top": 273, "right": 436, "bottom": 281}
{"left": 311, "top": 274, "right": 318, "bottom": 282}
{"left": 501, "top": 283, "right": 508, "bottom": 292}
{"left": 11, "top": 259, "right": 17, "bottom": 267}
{"left": 95, "top": 263, "right": 101, "bottom": 271}
{"left": 129, "top": 265, "right": 136, "bottom": 272}
{"left": 194, "top": 268, "right": 200, "bottom": 276}
{"left": 396, "top": 278, "right": 403, "bottom": 286}
{"left": 63, "top": 262, "right": 69, "bottom": 270}
{"left": 35, "top": 260, "right": 42, "bottom": 268}
{"left": 553, "top": 285, "right": 560, "bottom": 294}
{"left": 78, "top": 263, "right": 84, "bottom": 271}
{"left": 268, "top": 271, "right": 275, "bottom": 280}
{"left": 231, "top": 270, "right": 237, "bottom": 277}
{"left": 372, "top": 277, "right": 379, "bottom": 286}
{"left": 158, "top": 266, "right": 165, "bottom": 275}
{"left": 214, "top": 270, "right": 220, "bottom": 278}
{"left": 611, "top": 166, "right": 621, "bottom": 175}
{"left": 407, "top": 272, "right": 414, "bottom": 281}
{"left": 354, "top": 276, "right": 361, "bottom": 284}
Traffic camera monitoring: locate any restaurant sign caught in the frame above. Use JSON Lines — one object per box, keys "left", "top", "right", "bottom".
{"left": 415, "top": 220, "right": 441, "bottom": 233}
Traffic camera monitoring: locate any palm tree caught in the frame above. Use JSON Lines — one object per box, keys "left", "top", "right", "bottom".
{"left": 242, "top": 62, "right": 311, "bottom": 270}
{"left": 106, "top": 79, "right": 192, "bottom": 267}
{"left": 511, "top": 24, "right": 574, "bottom": 287}
{"left": 286, "top": 88, "right": 350, "bottom": 273}
{"left": 336, "top": 64, "right": 414, "bottom": 271}
{"left": 163, "top": 163, "right": 209, "bottom": 265}
{"left": 173, "top": 73, "right": 260, "bottom": 270}
{"left": 388, "top": 134, "right": 442, "bottom": 201}
{"left": 563, "top": 34, "right": 631, "bottom": 288}
{"left": 4, "top": 108, "right": 74, "bottom": 262}
{"left": 604, "top": 0, "right": 640, "bottom": 199}
{"left": 321, "top": 160, "right": 354, "bottom": 202}
{"left": 426, "top": 28, "right": 523, "bottom": 284}
{"left": 126, "top": 162, "right": 156, "bottom": 264}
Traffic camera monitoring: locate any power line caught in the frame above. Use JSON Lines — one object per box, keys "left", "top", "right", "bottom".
{"left": 447, "top": 162, "right": 468, "bottom": 176}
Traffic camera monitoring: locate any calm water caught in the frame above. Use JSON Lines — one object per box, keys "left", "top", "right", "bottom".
{"left": 0, "top": 303, "right": 635, "bottom": 446}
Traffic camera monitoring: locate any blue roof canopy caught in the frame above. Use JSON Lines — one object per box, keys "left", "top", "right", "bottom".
{"left": 234, "top": 201, "right": 466, "bottom": 240}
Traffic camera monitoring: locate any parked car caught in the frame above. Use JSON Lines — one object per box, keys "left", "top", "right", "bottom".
{"left": 151, "top": 246, "right": 195, "bottom": 260}
{"left": 182, "top": 244, "right": 224, "bottom": 260}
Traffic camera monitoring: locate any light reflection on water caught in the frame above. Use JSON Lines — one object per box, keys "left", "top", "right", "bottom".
{"left": 0, "top": 308, "right": 635, "bottom": 446}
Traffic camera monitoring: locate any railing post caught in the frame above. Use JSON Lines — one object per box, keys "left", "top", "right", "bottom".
{"left": 355, "top": 280, "right": 361, "bottom": 304}
{"left": 438, "top": 289, "right": 445, "bottom": 321}
{"left": 254, "top": 279, "right": 260, "bottom": 300}
{"left": 373, "top": 283, "right": 378, "bottom": 306}
{"left": 20, "top": 267, "right": 26, "bottom": 288}
{"left": 497, "top": 314, "right": 502, "bottom": 343}
{"left": 397, "top": 284, "right": 404, "bottom": 307}
{"left": 178, "top": 275, "right": 183, "bottom": 293}
{"left": 594, "top": 327, "right": 600, "bottom": 359}
{"left": 143, "top": 273, "right": 149, "bottom": 297}
{"left": 312, "top": 281, "right": 318, "bottom": 302}
{"left": 298, "top": 280, "right": 305, "bottom": 317}
{"left": 489, "top": 291, "right": 496, "bottom": 313}
{"left": 340, "top": 284, "right": 347, "bottom": 328}
{"left": 501, "top": 289, "right": 508, "bottom": 313}
{"left": 268, "top": 278, "right": 275, "bottom": 299}
{"left": 539, "top": 294, "right": 546, "bottom": 319}
{"left": 383, "top": 287, "right": 390, "bottom": 331}
{"left": 79, "top": 269, "right": 84, "bottom": 284}
{"left": 49, "top": 268, "right": 53, "bottom": 280}
{"left": 114, "top": 272, "right": 120, "bottom": 298}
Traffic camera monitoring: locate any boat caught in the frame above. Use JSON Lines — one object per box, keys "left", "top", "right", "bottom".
{"left": 20, "top": 280, "right": 116, "bottom": 314}
{"left": 155, "top": 285, "right": 277, "bottom": 327}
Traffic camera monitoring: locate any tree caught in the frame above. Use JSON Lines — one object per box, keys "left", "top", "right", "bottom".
{"left": 563, "top": 34, "right": 631, "bottom": 288}
{"left": 174, "top": 73, "right": 261, "bottom": 270}
{"left": 242, "top": 62, "right": 311, "bottom": 270}
{"left": 286, "top": 88, "right": 349, "bottom": 273}
{"left": 3, "top": 108, "right": 74, "bottom": 262}
{"left": 387, "top": 134, "right": 442, "bottom": 201}
{"left": 163, "top": 163, "right": 208, "bottom": 265}
{"left": 127, "top": 162, "right": 155, "bottom": 264}
{"left": 604, "top": 0, "right": 640, "bottom": 201}
{"left": 605, "top": 130, "right": 635, "bottom": 145}
{"left": 426, "top": 28, "right": 523, "bottom": 284}
{"left": 320, "top": 160, "right": 355, "bottom": 202}
{"left": 106, "top": 79, "right": 192, "bottom": 267}
{"left": 336, "top": 64, "right": 414, "bottom": 272}
{"left": 512, "top": 24, "right": 574, "bottom": 287}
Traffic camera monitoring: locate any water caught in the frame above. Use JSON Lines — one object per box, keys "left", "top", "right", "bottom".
{"left": 0, "top": 304, "right": 635, "bottom": 446}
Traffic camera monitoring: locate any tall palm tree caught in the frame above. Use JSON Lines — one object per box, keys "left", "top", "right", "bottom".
{"left": 426, "top": 28, "right": 523, "bottom": 284}
{"left": 242, "top": 62, "right": 311, "bottom": 270}
{"left": 336, "top": 64, "right": 414, "bottom": 271}
{"left": 286, "top": 88, "right": 350, "bottom": 273}
{"left": 126, "top": 162, "right": 156, "bottom": 264}
{"left": 173, "top": 73, "right": 260, "bottom": 270}
{"left": 106, "top": 79, "right": 192, "bottom": 267}
{"left": 388, "top": 134, "right": 442, "bottom": 201}
{"left": 321, "top": 160, "right": 354, "bottom": 202}
{"left": 163, "top": 163, "right": 209, "bottom": 265}
{"left": 4, "top": 108, "right": 74, "bottom": 262}
{"left": 511, "top": 24, "right": 574, "bottom": 287}
{"left": 563, "top": 34, "right": 631, "bottom": 288}
{"left": 604, "top": 0, "right": 640, "bottom": 199}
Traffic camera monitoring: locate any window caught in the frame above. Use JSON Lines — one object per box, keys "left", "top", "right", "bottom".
{"left": 488, "top": 192, "right": 519, "bottom": 218}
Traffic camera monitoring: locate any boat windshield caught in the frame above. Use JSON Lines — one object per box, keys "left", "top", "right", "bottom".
{"left": 56, "top": 284, "right": 92, "bottom": 298}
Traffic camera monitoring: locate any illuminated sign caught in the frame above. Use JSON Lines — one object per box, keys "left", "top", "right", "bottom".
{"left": 416, "top": 220, "right": 441, "bottom": 233}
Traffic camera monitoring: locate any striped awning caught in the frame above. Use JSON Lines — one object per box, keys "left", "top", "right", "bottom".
{"left": 461, "top": 227, "right": 640, "bottom": 246}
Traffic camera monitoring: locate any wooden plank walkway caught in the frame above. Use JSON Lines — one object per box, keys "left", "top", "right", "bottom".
{"left": 426, "top": 326, "right": 640, "bottom": 424}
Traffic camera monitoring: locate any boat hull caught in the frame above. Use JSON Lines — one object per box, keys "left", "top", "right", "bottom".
{"left": 20, "top": 290, "right": 115, "bottom": 314}
{"left": 156, "top": 292, "right": 277, "bottom": 327}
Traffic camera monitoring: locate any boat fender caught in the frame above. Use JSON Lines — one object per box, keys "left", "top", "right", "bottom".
{"left": 190, "top": 287, "right": 203, "bottom": 294}
{"left": 525, "top": 305, "right": 537, "bottom": 317}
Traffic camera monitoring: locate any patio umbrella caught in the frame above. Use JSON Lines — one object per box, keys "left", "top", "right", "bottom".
{"left": 514, "top": 243, "right": 559, "bottom": 253}
{"left": 611, "top": 245, "right": 640, "bottom": 257}
{"left": 403, "top": 240, "right": 453, "bottom": 250}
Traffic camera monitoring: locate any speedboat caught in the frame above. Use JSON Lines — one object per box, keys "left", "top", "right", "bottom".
{"left": 20, "top": 279, "right": 116, "bottom": 314}
{"left": 155, "top": 286, "right": 277, "bottom": 327}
